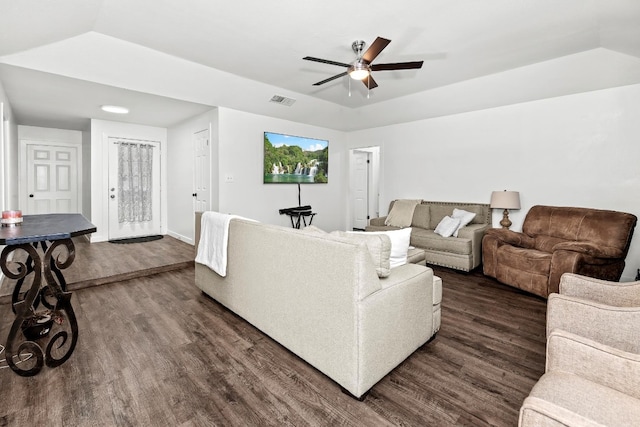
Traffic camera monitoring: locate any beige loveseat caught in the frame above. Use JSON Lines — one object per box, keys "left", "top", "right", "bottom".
{"left": 366, "top": 200, "right": 491, "bottom": 271}
{"left": 195, "top": 212, "right": 442, "bottom": 399}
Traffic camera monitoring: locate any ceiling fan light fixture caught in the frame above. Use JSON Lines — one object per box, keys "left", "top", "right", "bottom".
{"left": 348, "top": 63, "right": 370, "bottom": 81}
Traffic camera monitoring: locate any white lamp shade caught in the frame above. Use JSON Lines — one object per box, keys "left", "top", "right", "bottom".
{"left": 490, "top": 191, "right": 521, "bottom": 210}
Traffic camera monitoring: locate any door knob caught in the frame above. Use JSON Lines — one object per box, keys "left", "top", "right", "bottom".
{"left": 192, "top": 193, "right": 197, "bottom": 197}
{"left": 29, "top": 194, "right": 34, "bottom": 198}
{"left": 110, "top": 195, "right": 115, "bottom": 199}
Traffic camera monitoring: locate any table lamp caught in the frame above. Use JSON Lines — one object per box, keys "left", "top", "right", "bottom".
{"left": 490, "top": 190, "right": 521, "bottom": 229}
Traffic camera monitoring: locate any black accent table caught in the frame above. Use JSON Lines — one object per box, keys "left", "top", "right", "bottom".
{"left": 0, "top": 214, "right": 96, "bottom": 376}
{"left": 278, "top": 205, "right": 316, "bottom": 229}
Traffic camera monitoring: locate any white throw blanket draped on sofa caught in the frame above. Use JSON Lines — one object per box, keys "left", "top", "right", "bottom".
{"left": 195, "top": 211, "right": 253, "bottom": 276}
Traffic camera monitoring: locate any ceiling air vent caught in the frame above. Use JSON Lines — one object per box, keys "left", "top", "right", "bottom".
{"left": 269, "top": 95, "right": 296, "bottom": 107}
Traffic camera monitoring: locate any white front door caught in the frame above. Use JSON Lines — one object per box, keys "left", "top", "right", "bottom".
{"left": 193, "top": 129, "right": 210, "bottom": 213}
{"left": 108, "top": 138, "right": 161, "bottom": 240}
{"left": 351, "top": 150, "right": 370, "bottom": 230}
{"left": 25, "top": 144, "right": 78, "bottom": 214}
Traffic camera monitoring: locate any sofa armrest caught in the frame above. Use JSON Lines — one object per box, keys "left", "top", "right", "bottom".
{"left": 546, "top": 330, "right": 640, "bottom": 400}
{"left": 484, "top": 228, "right": 535, "bottom": 248}
{"left": 546, "top": 293, "right": 640, "bottom": 353}
{"left": 553, "top": 241, "right": 624, "bottom": 259}
{"left": 357, "top": 264, "right": 435, "bottom": 396}
{"left": 560, "top": 273, "right": 640, "bottom": 307}
{"left": 457, "top": 223, "right": 490, "bottom": 268}
{"left": 369, "top": 216, "right": 387, "bottom": 227}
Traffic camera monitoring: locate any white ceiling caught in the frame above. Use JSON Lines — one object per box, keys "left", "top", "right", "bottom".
{"left": 1, "top": 0, "right": 639, "bottom": 131}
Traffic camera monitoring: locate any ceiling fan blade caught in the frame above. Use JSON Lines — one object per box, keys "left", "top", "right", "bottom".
{"left": 303, "top": 56, "right": 351, "bottom": 68}
{"left": 313, "top": 71, "right": 348, "bottom": 86}
{"left": 361, "top": 75, "right": 378, "bottom": 89}
{"left": 371, "top": 61, "right": 424, "bottom": 71}
{"left": 361, "top": 37, "right": 391, "bottom": 64}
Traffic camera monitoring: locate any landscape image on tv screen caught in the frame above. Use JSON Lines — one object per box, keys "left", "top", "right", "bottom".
{"left": 264, "top": 131, "right": 329, "bottom": 184}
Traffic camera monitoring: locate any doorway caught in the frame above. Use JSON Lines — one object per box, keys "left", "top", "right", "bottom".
{"left": 107, "top": 138, "right": 161, "bottom": 240}
{"left": 20, "top": 141, "right": 80, "bottom": 214}
{"left": 349, "top": 147, "right": 380, "bottom": 230}
{"left": 193, "top": 128, "right": 210, "bottom": 213}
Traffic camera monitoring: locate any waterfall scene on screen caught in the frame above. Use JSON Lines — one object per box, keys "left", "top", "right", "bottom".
{"left": 264, "top": 132, "right": 329, "bottom": 184}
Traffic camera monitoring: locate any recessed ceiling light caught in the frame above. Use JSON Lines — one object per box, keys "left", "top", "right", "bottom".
{"left": 101, "top": 105, "right": 129, "bottom": 114}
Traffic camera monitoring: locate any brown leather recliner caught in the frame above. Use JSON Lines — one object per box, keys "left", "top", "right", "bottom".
{"left": 482, "top": 205, "right": 637, "bottom": 298}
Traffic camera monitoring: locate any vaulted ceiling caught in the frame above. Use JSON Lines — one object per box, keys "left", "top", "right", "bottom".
{"left": 1, "top": 0, "right": 639, "bottom": 131}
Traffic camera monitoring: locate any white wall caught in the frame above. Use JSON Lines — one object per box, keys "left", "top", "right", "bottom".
{"left": 217, "top": 107, "right": 348, "bottom": 231}
{"left": 90, "top": 119, "right": 167, "bottom": 242}
{"left": 0, "top": 82, "right": 18, "bottom": 211}
{"left": 166, "top": 108, "right": 218, "bottom": 244}
{"left": 349, "top": 83, "right": 640, "bottom": 281}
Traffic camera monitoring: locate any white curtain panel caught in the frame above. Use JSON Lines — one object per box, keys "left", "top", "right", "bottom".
{"left": 118, "top": 142, "right": 153, "bottom": 223}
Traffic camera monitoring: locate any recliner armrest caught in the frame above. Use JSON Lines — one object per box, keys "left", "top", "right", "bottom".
{"left": 553, "top": 241, "right": 624, "bottom": 259}
{"left": 484, "top": 228, "right": 535, "bottom": 248}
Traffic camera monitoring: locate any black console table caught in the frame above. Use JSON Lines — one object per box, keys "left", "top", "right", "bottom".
{"left": 0, "top": 213, "right": 96, "bottom": 376}
{"left": 279, "top": 205, "right": 316, "bottom": 229}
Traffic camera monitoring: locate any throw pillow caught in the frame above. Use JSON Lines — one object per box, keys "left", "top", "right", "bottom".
{"left": 434, "top": 216, "right": 461, "bottom": 238}
{"left": 451, "top": 208, "right": 477, "bottom": 237}
{"left": 384, "top": 199, "right": 421, "bottom": 228}
{"left": 332, "top": 231, "right": 391, "bottom": 278}
{"left": 360, "top": 227, "right": 412, "bottom": 268}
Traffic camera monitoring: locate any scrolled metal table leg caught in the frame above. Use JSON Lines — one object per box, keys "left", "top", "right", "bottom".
{"left": 1, "top": 238, "right": 79, "bottom": 376}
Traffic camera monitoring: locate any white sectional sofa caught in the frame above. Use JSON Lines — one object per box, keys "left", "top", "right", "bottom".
{"left": 195, "top": 212, "right": 442, "bottom": 399}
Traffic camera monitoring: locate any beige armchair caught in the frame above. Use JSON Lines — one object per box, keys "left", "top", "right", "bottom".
{"left": 519, "top": 273, "right": 640, "bottom": 426}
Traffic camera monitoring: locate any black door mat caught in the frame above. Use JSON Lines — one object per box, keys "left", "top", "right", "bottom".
{"left": 109, "top": 235, "right": 164, "bottom": 244}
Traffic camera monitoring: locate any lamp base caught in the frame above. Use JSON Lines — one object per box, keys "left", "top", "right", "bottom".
{"left": 500, "top": 209, "right": 512, "bottom": 229}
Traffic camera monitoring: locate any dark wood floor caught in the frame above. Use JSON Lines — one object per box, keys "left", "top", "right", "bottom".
{"left": 0, "top": 250, "right": 547, "bottom": 426}
{"left": 0, "top": 236, "right": 195, "bottom": 301}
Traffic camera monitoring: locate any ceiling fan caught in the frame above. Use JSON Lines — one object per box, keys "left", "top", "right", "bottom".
{"left": 303, "top": 37, "right": 424, "bottom": 89}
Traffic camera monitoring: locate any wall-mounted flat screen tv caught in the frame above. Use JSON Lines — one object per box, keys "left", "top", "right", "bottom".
{"left": 264, "top": 131, "right": 328, "bottom": 184}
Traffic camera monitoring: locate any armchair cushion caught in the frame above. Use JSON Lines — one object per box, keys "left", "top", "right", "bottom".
{"left": 560, "top": 273, "right": 640, "bottom": 307}
{"left": 545, "top": 330, "right": 640, "bottom": 400}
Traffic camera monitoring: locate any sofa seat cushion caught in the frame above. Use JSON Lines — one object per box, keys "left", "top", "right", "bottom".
{"left": 410, "top": 228, "right": 472, "bottom": 255}
{"left": 495, "top": 246, "right": 551, "bottom": 297}
{"left": 521, "top": 372, "right": 640, "bottom": 426}
{"left": 497, "top": 245, "right": 552, "bottom": 275}
{"left": 407, "top": 247, "right": 426, "bottom": 264}
{"left": 533, "top": 235, "right": 569, "bottom": 253}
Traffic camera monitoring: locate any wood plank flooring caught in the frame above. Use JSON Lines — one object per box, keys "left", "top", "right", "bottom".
{"left": 0, "top": 236, "right": 195, "bottom": 302}
{"left": 0, "top": 255, "right": 547, "bottom": 426}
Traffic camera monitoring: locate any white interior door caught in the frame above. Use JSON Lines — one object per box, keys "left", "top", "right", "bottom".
{"left": 351, "top": 150, "right": 370, "bottom": 230}
{"left": 193, "top": 129, "right": 210, "bottom": 212}
{"left": 25, "top": 144, "right": 78, "bottom": 214}
{"left": 108, "top": 138, "right": 161, "bottom": 240}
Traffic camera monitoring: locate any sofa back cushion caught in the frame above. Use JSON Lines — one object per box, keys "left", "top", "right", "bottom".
{"left": 429, "top": 204, "right": 454, "bottom": 229}
{"left": 386, "top": 200, "right": 490, "bottom": 230}
{"left": 411, "top": 204, "right": 431, "bottom": 229}
{"left": 332, "top": 231, "right": 392, "bottom": 277}
{"left": 523, "top": 205, "right": 637, "bottom": 252}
